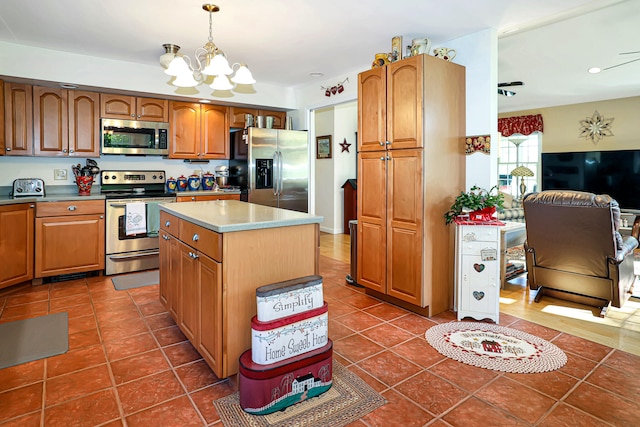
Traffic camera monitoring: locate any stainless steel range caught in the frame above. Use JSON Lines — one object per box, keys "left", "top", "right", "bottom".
{"left": 101, "top": 170, "right": 175, "bottom": 275}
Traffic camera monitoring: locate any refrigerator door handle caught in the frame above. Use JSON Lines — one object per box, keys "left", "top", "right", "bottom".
{"left": 273, "top": 152, "right": 279, "bottom": 196}
{"left": 278, "top": 151, "right": 284, "bottom": 196}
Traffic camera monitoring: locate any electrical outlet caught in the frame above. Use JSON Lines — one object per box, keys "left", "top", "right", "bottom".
{"left": 54, "top": 169, "right": 68, "bottom": 180}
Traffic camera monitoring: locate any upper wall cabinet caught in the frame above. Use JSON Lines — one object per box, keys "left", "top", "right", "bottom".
{"left": 169, "top": 102, "right": 229, "bottom": 160}
{"left": 229, "top": 107, "right": 286, "bottom": 129}
{"left": 33, "top": 87, "right": 100, "bottom": 157}
{"left": 4, "top": 83, "right": 34, "bottom": 156}
{"left": 100, "top": 94, "right": 169, "bottom": 122}
{"left": 358, "top": 57, "right": 422, "bottom": 153}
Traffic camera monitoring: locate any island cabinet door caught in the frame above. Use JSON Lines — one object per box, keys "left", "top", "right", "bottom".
{"left": 198, "top": 253, "right": 223, "bottom": 377}
{"left": 158, "top": 232, "right": 171, "bottom": 310}
{"left": 177, "top": 240, "right": 200, "bottom": 344}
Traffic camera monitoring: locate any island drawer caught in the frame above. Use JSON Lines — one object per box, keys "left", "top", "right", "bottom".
{"left": 36, "top": 200, "right": 105, "bottom": 217}
{"left": 160, "top": 211, "right": 180, "bottom": 235}
{"left": 180, "top": 220, "right": 222, "bottom": 261}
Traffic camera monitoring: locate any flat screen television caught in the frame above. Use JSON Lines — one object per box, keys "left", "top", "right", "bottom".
{"left": 541, "top": 149, "right": 640, "bottom": 212}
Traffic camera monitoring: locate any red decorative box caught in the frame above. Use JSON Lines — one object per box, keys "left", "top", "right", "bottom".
{"left": 238, "top": 340, "right": 333, "bottom": 415}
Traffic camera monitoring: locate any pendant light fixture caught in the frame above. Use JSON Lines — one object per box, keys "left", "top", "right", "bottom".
{"left": 159, "top": 4, "right": 255, "bottom": 90}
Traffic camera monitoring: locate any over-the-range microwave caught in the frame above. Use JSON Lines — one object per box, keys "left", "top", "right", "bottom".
{"left": 101, "top": 119, "right": 169, "bottom": 156}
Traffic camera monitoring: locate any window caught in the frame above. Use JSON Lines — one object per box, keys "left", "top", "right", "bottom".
{"left": 498, "top": 133, "right": 541, "bottom": 198}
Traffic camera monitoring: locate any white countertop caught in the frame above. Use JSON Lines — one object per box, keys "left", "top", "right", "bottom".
{"left": 159, "top": 200, "right": 323, "bottom": 233}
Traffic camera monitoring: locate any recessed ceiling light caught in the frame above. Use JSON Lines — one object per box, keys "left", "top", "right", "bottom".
{"left": 309, "top": 72, "right": 324, "bottom": 78}
{"left": 199, "top": 99, "right": 211, "bottom": 103}
{"left": 588, "top": 67, "right": 602, "bottom": 74}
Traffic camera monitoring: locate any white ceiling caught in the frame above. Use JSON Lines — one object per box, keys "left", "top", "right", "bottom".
{"left": 0, "top": 0, "right": 638, "bottom": 113}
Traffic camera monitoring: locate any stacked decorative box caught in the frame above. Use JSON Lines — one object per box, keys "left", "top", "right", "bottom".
{"left": 238, "top": 275, "right": 333, "bottom": 415}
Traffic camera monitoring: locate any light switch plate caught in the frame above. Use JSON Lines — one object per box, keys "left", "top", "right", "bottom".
{"left": 54, "top": 169, "right": 68, "bottom": 180}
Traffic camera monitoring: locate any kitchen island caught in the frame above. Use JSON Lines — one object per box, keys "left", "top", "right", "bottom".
{"left": 158, "top": 200, "right": 322, "bottom": 378}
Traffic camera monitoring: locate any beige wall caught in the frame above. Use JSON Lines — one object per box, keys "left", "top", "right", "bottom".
{"left": 499, "top": 96, "right": 640, "bottom": 153}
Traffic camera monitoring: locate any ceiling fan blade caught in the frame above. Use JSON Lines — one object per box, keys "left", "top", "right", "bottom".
{"left": 602, "top": 57, "right": 640, "bottom": 71}
{"left": 498, "top": 88, "right": 516, "bottom": 96}
{"left": 498, "top": 81, "right": 524, "bottom": 88}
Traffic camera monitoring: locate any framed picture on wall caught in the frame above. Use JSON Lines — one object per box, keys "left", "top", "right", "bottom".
{"left": 316, "top": 135, "right": 332, "bottom": 159}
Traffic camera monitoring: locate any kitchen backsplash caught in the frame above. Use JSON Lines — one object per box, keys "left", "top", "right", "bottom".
{"left": 0, "top": 155, "right": 229, "bottom": 187}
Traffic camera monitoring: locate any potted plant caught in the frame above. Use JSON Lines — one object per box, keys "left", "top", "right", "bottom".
{"left": 444, "top": 185, "right": 504, "bottom": 224}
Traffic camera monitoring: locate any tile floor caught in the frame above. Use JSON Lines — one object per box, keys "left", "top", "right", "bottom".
{"left": 1, "top": 256, "right": 639, "bottom": 426}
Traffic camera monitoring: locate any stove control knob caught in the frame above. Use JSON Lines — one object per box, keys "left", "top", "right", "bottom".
{"left": 16, "top": 188, "right": 23, "bottom": 193}
{"left": 103, "top": 175, "right": 109, "bottom": 180}
{"left": 35, "top": 188, "right": 42, "bottom": 192}
{"left": 111, "top": 175, "right": 116, "bottom": 180}
{"left": 159, "top": 174, "right": 164, "bottom": 180}
{"left": 152, "top": 175, "right": 157, "bottom": 180}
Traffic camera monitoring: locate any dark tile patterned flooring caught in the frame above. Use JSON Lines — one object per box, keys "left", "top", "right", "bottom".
{"left": 0, "top": 256, "right": 639, "bottom": 426}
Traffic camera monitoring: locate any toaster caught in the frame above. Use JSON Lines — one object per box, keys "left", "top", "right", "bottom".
{"left": 12, "top": 178, "right": 45, "bottom": 198}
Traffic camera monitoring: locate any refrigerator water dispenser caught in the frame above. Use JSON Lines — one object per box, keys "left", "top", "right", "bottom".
{"left": 256, "top": 159, "right": 273, "bottom": 189}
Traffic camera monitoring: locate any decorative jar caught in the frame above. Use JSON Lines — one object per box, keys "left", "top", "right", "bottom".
{"left": 166, "top": 177, "right": 177, "bottom": 193}
{"left": 176, "top": 175, "right": 188, "bottom": 192}
{"left": 201, "top": 172, "right": 215, "bottom": 190}
{"left": 187, "top": 174, "right": 201, "bottom": 191}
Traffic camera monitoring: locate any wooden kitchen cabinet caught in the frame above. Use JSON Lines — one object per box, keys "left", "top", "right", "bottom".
{"left": 159, "top": 212, "right": 180, "bottom": 320}
{"left": 229, "top": 107, "right": 286, "bottom": 129}
{"left": 176, "top": 194, "right": 240, "bottom": 202}
{"left": 0, "top": 203, "right": 35, "bottom": 289}
{"left": 3, "top": 82, "right": 33, "bottom": 156}
{"left": 357, "top": 54, "right": 465, "bottom": 317}
{"left": 100, "top": 94, "right": 169, "bottom": 122}
{"left": 34, "top": 87, "right": 100, "bottom": 157}
{"left": 229, "top": 107, "right": 258, "bottom": 128}
{"left": 169, "top": 101, "right": 229, "bottom": 159}
{"left": 68, "top": 91, "right": 101, "bottom": 157}
{"left": 35, "top": 200, "right": 105, "bottom": 279}
{"left": 159, "top": 210, "right": 223, "bottom": 375}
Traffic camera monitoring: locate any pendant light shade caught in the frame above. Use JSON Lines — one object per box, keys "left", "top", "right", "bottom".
{"left": 231, "top": 64, "right": 256, "bottom": 84}
{"left": 210, "top": 74, "right": 233, "bottom": 91}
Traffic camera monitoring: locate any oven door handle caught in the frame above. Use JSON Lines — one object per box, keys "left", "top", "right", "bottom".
{"left": 108, "top": 251, "right": 160, "bottom": 260}
{"left": 108, "top": 203, "right": 128, "bottom": 208}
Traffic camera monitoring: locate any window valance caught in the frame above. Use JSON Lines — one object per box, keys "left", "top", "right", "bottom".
{"left": 498, "top": 114, "right": 544, "bottom": 137}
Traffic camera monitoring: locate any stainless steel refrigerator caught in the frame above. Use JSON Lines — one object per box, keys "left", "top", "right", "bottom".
{"left": 229, "top": 128, "right": 309, "bottom": 213}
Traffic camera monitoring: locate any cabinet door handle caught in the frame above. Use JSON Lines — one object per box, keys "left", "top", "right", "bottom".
{"left": 67, "top": 205, "right": 77, "bottom": 211}
{"left": 165, "top": 220, "right": 171, "bottom": 227}
{"left": 6, "top": 147, "right": 11, "bottom": 151}
{"left": 379, "top": 141, "right": 385, "bottom": 146}
{"left": 99, "top": 215, "right": 104, "bottom": 219}
{"left": 62, "top": 148, "right": 68, "bottom": 153}
{"left": 30, "top": 204, "right": 35, "bottom": 208}
{"left": 69, "top": 149, "right": 74, "bottom": 153}
{"left": 192, "top": 233, "right": 199, "bottom": 242}
{"left": 380, "top": 156, "right": 385, "bottom": 161}
{"left": 191, "top": 197, "right": 196, "bottom": 201}
{"left": 385, "top": 141, "right": 391, "bottom": 145}
{"left": 130, "top": 113, "right": 135, "bottom": 117}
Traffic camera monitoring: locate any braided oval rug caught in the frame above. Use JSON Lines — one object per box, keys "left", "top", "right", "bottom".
{"left": 425, "top": 321, "right": 567, "bottom": 373}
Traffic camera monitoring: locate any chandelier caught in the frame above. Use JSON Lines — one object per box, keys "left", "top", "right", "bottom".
{"left": 159, "top": 4, "right": 255, "bottom": 90}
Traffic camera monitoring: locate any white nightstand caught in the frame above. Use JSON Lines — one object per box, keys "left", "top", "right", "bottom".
{"left": 455, "top": 223, "right": 501, "bottom": 323}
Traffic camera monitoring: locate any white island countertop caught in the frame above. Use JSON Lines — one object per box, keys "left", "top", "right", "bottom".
{"left": 159, "top": 200, "right": 323, "bottom": 233}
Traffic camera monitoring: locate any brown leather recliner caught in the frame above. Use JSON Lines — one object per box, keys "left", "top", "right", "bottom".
{"left": 523, "top": 190, "right": 639, "bottom": 313}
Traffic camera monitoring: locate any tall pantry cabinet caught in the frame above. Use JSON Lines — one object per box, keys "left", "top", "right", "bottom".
{"left": 356, "top": 54, "right": 465, "bottom": 317}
